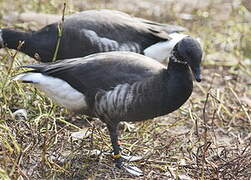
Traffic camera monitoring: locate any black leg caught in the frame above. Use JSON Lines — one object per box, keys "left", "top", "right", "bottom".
{"left": 107, "top": 124, "right": 124, "bottom": 168}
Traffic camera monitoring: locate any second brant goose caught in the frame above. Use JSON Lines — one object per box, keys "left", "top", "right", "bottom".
{"left": 1, "top": 9, "right": 187, "bottom": 62}
{"left": 13, "top": 37, "right": 202, "bottom": 171}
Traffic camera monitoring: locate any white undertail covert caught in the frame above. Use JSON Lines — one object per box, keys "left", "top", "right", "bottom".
{"left": 0, "top": 29, "right": 3, "bottom": 47}
{"left": 13, "top": 73, "right": 88, "bottom": 112}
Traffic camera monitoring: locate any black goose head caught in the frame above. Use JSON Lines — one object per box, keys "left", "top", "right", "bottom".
{"left": 172, "top": 36, "right": 203, "bottom": 82}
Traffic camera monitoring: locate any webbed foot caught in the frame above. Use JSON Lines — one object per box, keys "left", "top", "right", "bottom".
{"left": 112, "top": 154, "right": 124, "bottom": 168}
{"left": 113, "top": 154, "right": 143, "bottom": 176}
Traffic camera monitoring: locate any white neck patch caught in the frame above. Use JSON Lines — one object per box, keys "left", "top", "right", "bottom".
{"left": 0, "top": 29, "right": 3, "bottom": 47}
{"left": 143, "top": 33, "right": 188, "bottom": 62}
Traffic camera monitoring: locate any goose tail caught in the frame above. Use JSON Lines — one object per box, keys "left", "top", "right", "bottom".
{"left": 12, "top": 72, "right": 40, "bottom": 84}
{"left": 12, "top": 63, "right": 47, "bottom": 83}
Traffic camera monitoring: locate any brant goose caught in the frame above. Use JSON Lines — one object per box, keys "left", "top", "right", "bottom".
{"left": 1, "top": 9, "right": 187, "bottom": 62}
{"left": 13, "top": 37, "right": 202, "bottom": 171}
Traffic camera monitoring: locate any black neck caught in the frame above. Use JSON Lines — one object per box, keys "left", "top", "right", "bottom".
{"left": 2, "top": 29, "right": 32, "bottom": 50}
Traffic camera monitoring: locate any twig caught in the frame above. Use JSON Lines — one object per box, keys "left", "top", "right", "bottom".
{"left": 52, "top": 2, "right": 66, "bottom": 61}
{"left": 189, "top": 106, "right": 199, "bottom": 137}
{"left": 229, "top": 87, "right": 251, "bottom": 125}
{"left": 201, "top": 91, "right": 210, "bottom": 179}
{"left": 1, "top": 41, "right": 24, "bottom": 104}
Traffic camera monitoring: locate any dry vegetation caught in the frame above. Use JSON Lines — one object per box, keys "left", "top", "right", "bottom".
{"left": 0, "top": 0, "right": 251, "bottom": 179}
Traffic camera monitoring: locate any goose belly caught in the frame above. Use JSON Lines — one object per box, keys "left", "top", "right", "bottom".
{"left": 94, "top": 82, "right": 158, "bottom": 122}
{"left": 94, "top": 83, "right": 132, "bottom": 121}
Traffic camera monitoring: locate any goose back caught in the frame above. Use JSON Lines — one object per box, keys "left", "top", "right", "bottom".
{"left": 52, "top": 10, "right": 172, "bottom": 61}
{"left": 1, "top": 9, "right": 186, "bottom": 62}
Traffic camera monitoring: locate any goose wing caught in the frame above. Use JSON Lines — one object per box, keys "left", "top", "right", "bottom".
{"left": 21, "top": 52, "right": 165, "bottom": 95}
{"left": 65, "top": 9, "right": 186, "bottom": 41}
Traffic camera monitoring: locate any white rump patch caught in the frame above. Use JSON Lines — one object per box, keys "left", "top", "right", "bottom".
{"left": 143, "top": 33, "right": 188, "bottom": 62}
{"left": 82, "top": 29, "right": 140, "bottom": 53}
{"left": 0, "top": 29, "right": 3, "bottom": 46}
{"left": 13, "top": 73, "right": 88, "bottom": 112}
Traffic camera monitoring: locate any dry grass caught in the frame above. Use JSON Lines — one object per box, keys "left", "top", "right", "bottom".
{"left": 0, "top": 0, "right": 251, "bottom": 179}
